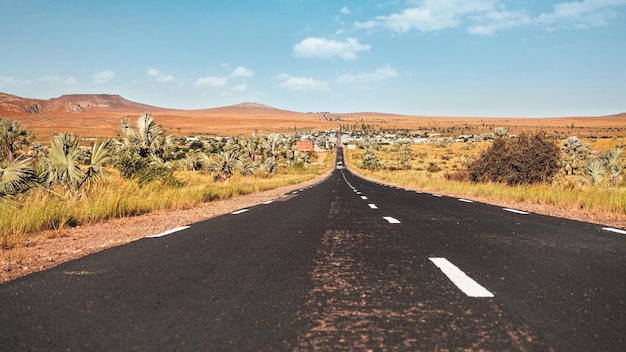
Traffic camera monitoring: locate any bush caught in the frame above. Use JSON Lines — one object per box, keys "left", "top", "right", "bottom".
{"left": 467, "top": 132, "right": 561, "bottom": 185}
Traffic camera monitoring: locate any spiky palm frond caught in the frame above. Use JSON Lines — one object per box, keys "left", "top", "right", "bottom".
{"left": 237, "top": 160, "right": 259, "bottom": 176}
{"left": 262, "top": 156, "right": 278, "bottom": 174}
{"left": 81, "top": 138, "right": 115, "bottom": 189}
{"left": 48, "top": 133, "right": 84, "bottom": 190}
{"left": 605, "top": 148, "right": 623, "bottom": 172}
{"left": 0, "top": 157, "right": 34, "bottom": 197}
{"left": 586, "top": 158, "right": 605, "bottom": 185}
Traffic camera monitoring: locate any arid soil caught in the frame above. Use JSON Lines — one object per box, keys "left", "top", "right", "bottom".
{"left": 3, "top": 170, "right": 625, "bottom": 284}
{"left": 0, "top": 174, "right": 330, "bottom": 283}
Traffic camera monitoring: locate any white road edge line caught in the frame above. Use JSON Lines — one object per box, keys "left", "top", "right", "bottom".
{"left": 429, "top": 257, "right": 494, "bottom": 298}
{"left": 383, "top": 216, "right": 401, "bottom": 224}
{"left": 458, "top": 199, "right": 474, "bottom": 203}
{"left": 503, "top": 208, "right": 530, "bottom": 215}
{"left": 602, "top": 227, "right": 626, "bottom": 235}
{"left": 432, "top": 194, "right": 443, "bottom": 197}
{"left": 146, "top": 226, "right": 191, "bottom": 238}
{"left": 369, "top": 204, "right": 378, "bottom": 209}
{"left": 231, "top": 209, "right": 249, "bottom": 215}
{"left": 263, "top": 200, "right": 274, "bottom": 205}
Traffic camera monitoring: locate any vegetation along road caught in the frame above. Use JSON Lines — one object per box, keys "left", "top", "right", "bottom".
{"left": 1, "top": 149, "right": 625, "bottom": 351}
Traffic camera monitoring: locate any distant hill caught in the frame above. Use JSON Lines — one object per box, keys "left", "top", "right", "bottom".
{"left": 190, "top": 101, "right": 297, "bottom": 115}
{"left": 0, "top": 93, "right": 168, "bottom": 116}
{"left": 0, "top": 93, "right": 298, "bottom": 116}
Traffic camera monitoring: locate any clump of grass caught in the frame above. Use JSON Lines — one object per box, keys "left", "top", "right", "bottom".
{"left": 1, "top": 166, "right": 327, "bottom": 248}
{"left": 344, "top": 148, "right": 626, "bottom": 221}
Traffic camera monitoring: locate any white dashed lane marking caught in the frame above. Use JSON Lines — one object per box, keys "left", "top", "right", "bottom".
{"left": 361, "top": 196, "right": 368, "bottom": 200}
{"left": 603, "top": 227, "right": 626, "bottom": 235}
{"left": 503, "top": 208, "right": 530, "bottom": 215}
{"left": 369, "top": 204, "right": 378, "bottom": 209}
{"left": 383, "top": 217, "right": 401, "bottom": 224}
{"left": 429, "top": 257, "right": 494, "bottom": 298}
{"left": 146, "top": 226, "right": 190, "bottom": 238}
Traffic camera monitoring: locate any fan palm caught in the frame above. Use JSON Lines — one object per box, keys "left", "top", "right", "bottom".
{"left": 48, "top": 133, "right": 84, "bottom": 190}
{"left": 0, "top": 157, "right": 34, "bottom": 198}
{"left": 48, "top": 134, "right": 114, "bottom": 195}
{"left": 121, "top": 113, "right": 174, "bottom": 160}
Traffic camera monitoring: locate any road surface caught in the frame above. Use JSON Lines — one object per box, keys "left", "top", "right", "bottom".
{"left": 1, "top": 149, "right": 625, "bottom": 350}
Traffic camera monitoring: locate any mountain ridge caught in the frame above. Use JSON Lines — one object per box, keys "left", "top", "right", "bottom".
{"left": 0, "top": 92, "right": 291, "bottom": 116}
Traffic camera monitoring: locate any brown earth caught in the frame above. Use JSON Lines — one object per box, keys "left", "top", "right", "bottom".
{"left": 1, "top": 93, "right": 625, "bottom": 143}
{"left": 1, "top": 93, "right": 625, "bottom": 283}
{"left": 0, "top": 173, "right": 330, "bottom": 283}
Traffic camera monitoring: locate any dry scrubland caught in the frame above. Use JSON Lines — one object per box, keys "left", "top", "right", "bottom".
{"left": 2, "top": 97, "right": 625, "bottom": 248}
{"left": 343, "top": 137, "right": 626, "bottom": 229}
{"left": 0, "top": 166, "right": 330, "bottom": 248}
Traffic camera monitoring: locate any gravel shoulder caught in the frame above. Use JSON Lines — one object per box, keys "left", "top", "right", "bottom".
{"left": 1, "top": 174, "right": 330, "bottom": 283}
{"left": 2, "top": 170, "right": 624, "bottom": 283}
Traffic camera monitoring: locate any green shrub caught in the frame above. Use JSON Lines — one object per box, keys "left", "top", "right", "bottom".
{"left": 467, "top": 132, "right": 561, "bottom": 185}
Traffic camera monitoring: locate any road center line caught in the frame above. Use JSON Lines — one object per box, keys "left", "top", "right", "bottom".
{"left": 146, "top": 226, "right": 190, "bottom": 238}
{"left": 602, "top": 227, "right": 626, "bottom": 235}
{"left": 429, "top": 257, "right": 494, "bottom": 298}
{"left": 383, "top": 216, "right": 401, "bottom": 224}
{"left": 503, "top": 208, "right": 530, "bottom": 215}
{"left": 231, "top": 209, "right": 249, "bottom": 215}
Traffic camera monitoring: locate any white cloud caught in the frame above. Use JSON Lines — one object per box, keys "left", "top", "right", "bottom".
{"left": 39, "top": 75, "right": 79, "bottom": 85}
{"left": 467, "top": 9, "right": 532, "bottom": 35}
{"left": 93, "top": 70, "right": 114, "bottom": 84}
{"left": 40, "top": 75, "right": 59, "bottom": 82}
{"left": 537, "top": 0, "right": 626, "bottom": 29}
{"left": 194, "top": 76, "right": 229, "bottom": 87}
{"left": 231, "top": 67, "right": 254, "bottom": 77}
{"left": 337, "top": 65, "right": 398, "bottom": 85}
{"left": 374, "top": 0, "right": 498, "bottom": 32}
{"left": 293, "top": 37, "right": 371, "bottom": 60}
{"left": 340, "top": 6, "right": 351, "bottom": 15}
{"left": 0, "top": 76, "right": 20, "bottom": 85}
{"left": 276, "top": 73, "right": 330, "bottom": 91}
{"left": 146, "top": 68, "right": 174, "bottom": 82}
{"left": 355, "top": 0, "right": 626, "bottom": 35}
{"left": 230, "top": 84, "right": 248, "bottom": 92}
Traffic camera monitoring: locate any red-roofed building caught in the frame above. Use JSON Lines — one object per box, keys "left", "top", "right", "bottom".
{"left": 294, "top": 140, "right": 313, "bottom": 152}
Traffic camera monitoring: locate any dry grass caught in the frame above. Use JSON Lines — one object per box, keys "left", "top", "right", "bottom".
{"left": 344, "top": 139, "right": 626, "bottom": 228}
{"left": 1, "top": 159, "right": 331, "bottom": 249}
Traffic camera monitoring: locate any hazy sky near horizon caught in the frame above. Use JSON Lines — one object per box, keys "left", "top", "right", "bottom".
{"left": 1, "top": 0, "right": 625, "bottom": 117}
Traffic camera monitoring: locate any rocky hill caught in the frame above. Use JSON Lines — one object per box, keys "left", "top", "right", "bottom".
{"left": 0, "top": 93, "right": 167, "bottom": 116}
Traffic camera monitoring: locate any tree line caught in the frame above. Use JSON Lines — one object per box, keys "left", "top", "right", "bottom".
{"left": 0, "top": 114, "right": 315, "bottom": 200}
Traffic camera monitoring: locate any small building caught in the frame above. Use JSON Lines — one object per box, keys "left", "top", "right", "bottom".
{"left": 294, "top": 140, "right": 313, "bottom": 152}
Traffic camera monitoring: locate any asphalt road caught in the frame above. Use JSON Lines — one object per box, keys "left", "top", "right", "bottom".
{"left": 1, "top": 149, "right": 625, "bottom": 351}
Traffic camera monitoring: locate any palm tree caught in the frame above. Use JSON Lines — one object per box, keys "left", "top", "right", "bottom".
{"left": 48, "top": 133, "right": 84, "bottom": 191}
{"left": 0, "top": 157, "right": 34, "bottom": 199}
{"left": 47, "top": 133, "right": 114, "bottom": 195}
{"left": 120, "top": 113, "right": 174, "bottom": 160}
{"left": 0, "top": 118, "right": 34, "bottom": 162}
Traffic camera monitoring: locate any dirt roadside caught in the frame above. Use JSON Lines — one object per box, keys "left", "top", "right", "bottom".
{"left": 2, "top": 171, "right": 625, "bottom": 284}
{"left": 1, "top": 173, "right": 330, "bottom": 283}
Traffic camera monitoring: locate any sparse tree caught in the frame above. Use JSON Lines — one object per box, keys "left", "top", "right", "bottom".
{"left": 0, "top": 157, "right": 34, "bottom": 199}
{"left": 0, "top": 118, "right": 34, "bottom": 162}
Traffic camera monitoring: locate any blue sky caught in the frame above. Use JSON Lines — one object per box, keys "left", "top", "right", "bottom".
{"left": 1, "top": 0, "right": 625, "bottom": 117}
